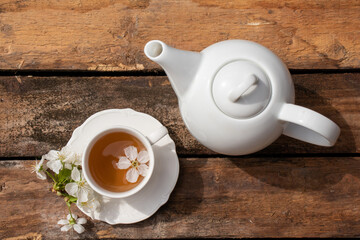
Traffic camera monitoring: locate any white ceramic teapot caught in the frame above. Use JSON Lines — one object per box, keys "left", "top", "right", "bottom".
{"left": 144, "top": 40, "right": 340, "bottom": 155}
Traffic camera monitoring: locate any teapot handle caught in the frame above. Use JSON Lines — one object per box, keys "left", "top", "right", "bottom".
{"left": 278, "top": 103, "right": 340, "bottom": 146}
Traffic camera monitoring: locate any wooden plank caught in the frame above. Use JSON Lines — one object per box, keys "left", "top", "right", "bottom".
{"left": 0, "top": 73, "right": 359, "bottom": 157}
{"left": 0, "top": 0, "right": 359, "bottom": 70}
{"left": 1, "top": 158, "right": 360, "bottom": 238}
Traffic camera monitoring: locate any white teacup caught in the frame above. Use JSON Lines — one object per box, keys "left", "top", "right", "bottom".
{"left": 82, "top": 125, "right": 168, "bottom": 198}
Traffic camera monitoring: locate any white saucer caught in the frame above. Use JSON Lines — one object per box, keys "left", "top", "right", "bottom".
{"left": 66, "top": 109, "right": 179, "bottom": 224}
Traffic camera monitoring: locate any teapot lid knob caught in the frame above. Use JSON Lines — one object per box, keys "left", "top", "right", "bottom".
{"left": 228, "top": 74, "right": 258, "bottom": 102}
{"left": 212, "top": 60, "right": 271, "bottom": 119}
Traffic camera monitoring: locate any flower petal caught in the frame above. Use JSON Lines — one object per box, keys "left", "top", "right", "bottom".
{"left": 36, "top": 171, "right": 47, "bottom": 180}
{"left": 60, "top": 146, "right": 72, "bottom": 157}
{"left": 76, "top": 218, "right": 87, "bottom": 225}
{"left": 67, "top": 214, "right": 72, "bottom": 220}
{"left": 60, "top": 224, "right": 72, "bottom": 232}
{"left": 137, "top": 150, "right": 150, "bottom": 163}
{"left": 124, "top": 146, "right": 138, "bottom": 161}
{"left": 46, "top": 160, "right": 62, "bottom": 174}
{"left": 126, "top": 168, "right": 139, "bottom": 183}
{"left": 57, "top": 219, "right": 68, "bottom": 225}
{"left": 32, "top": 161, "right": 40, "bottom": 172}
{"left": 63, "top": 153, "right": 75, "bottom": 163}
{"left": 65, "top": 153, "right": 79, "bottom": 165}
{"left": 73, "top": 224, "right": 85, "bottom": 234}
{"left": 39, "top": 157, "right": 47, "bottom": 170}
{"left": 76, "top": 200, "right": 85, "bottom": 209}
{"left": 57, "top": 146, "right": 73, "bottom": 163}
{"left": 77, "top": 187, "right": 89, "bottom": 202}
{"left": 65, "top": 163, "right": 72, "bottom": 170}
{"left": 43, "top": 150, "right": 59, "bottom": 161}
{"left": 116, "top": 157, "right": 131, "bottom": 169}
{"left": 65, "top": 182, "right": 78, "bottom": 197}
{"left": 138, "top": 163, "right": 149, "bottom": 177}
{"left": 71, "top": 167, "right": 81, "bottom": 182}
{"left": 83, "top": 182, "right": 93, "bottom": 194}
{"left": 73, "top": 154, "right": 82, "bottom": 166}
{"left": 80, "top": 196, "right": 100, "bottom": 211}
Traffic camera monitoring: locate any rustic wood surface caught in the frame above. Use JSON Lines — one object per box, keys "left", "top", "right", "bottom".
{"left": 0, "top": 0, "right": 360, "bottom": 239}
{"left": 2, "top": 158, "right": 360, "bottom": 239}
{"left": 0, "top": 73, "right": 359, "bottom": 157}
{"left": 0, "top": 0, "right": 360, "bottom": 70}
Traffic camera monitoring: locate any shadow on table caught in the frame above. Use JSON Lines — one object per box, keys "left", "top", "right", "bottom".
{"left": 231, "top": 83, "right": 358, "bottom": 192}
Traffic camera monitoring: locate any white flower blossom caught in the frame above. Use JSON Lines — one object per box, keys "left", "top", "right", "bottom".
{"left": 44, "top": 146, "right": 80, "bottom": 173}
{"left": 31, "top": 157, "right": 47, "bottom": 180}
{"left": 58, "top": 214, "right": 86, "bottom": 234}
{"left": 65, "top": 167, "right": 93, "bottom": 202}
{"left": 44, "top": 150, "right": 63, "bottom": 174}
{"left": 116, "top": 146, "right": 149, "bottom": 183}
{"left": 37, "top": 146, "right": 96, "bottom": 234}
{"left": 77, "top": 195, "right": 100, "bottom": 213}
{"left": 68, "top": 153, "right": 81, "bottom": 167}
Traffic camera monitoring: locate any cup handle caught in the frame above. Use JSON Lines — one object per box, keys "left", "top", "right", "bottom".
{"left": 146, "top": 125, "right": 169, "bottom": 145}
{"left": 278, "top": 103, "right": 340, "bottom": 146}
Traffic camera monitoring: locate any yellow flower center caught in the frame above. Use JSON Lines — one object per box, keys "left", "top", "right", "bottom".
{"left": 58, "top": 153, "right": 66, "bottom": 161}
{"left": 131, "top": 160, "right": 139, "bottom": 168}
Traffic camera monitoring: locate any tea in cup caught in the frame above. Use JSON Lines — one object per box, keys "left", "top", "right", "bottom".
{"left": 82, "top": 125, "right": 168, "bottom": 198}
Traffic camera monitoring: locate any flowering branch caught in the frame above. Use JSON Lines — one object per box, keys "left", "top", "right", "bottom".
{"left": 32, "top": 146, "right": 100, "bottom": 234}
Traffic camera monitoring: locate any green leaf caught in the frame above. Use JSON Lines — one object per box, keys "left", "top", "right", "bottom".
{"left": 58, "top": 168, "right": 72, "bottom": 184}
{"left": 68, "top": 196, "right": 78, "bottom": 203}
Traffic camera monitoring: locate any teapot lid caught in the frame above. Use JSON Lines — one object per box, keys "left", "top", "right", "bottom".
{"left": 212, "top": 60, "right": 271, "bottom": 119}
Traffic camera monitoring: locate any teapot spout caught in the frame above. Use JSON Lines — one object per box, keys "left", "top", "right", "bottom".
{"left": 144, "top": 40, "right": 201, "bottom": 99}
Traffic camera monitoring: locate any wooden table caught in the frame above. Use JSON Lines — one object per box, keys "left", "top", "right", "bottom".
{"left": 0, "top": 1, "right": 359, "bottom": 238}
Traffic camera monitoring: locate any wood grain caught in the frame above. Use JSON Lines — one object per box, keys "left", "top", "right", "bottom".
{"left": 0, "top": 0, "right": 359, "bottom": 70}
{"left": 1, "top": 158, "right": 360, "bottom": 239}
{"left": 0, "top": 73, "right": 359, "bottom": 157}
